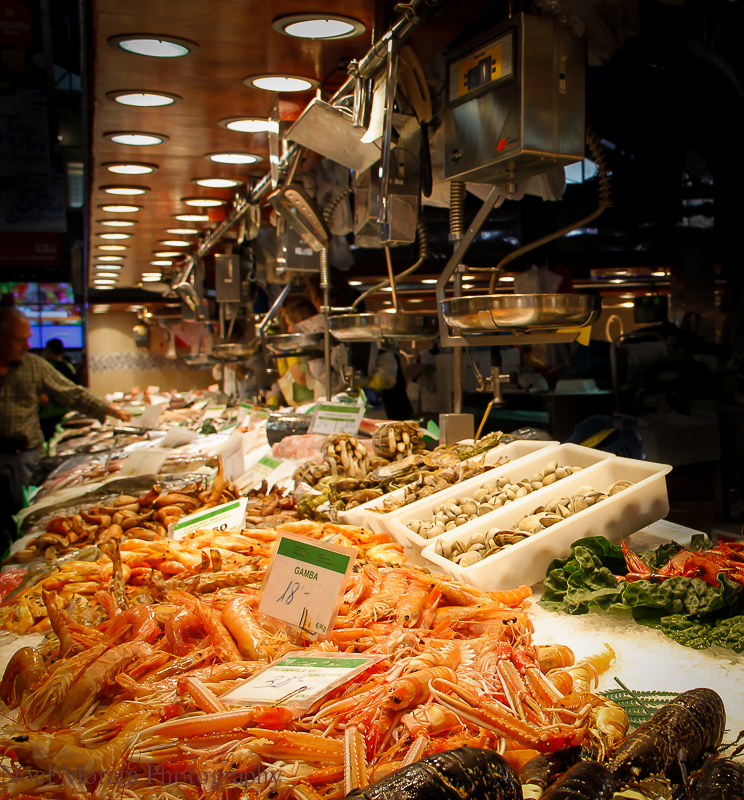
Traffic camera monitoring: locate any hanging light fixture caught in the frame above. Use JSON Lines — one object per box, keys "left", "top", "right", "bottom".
{"left": 106, "top": 90, "right": 181, "bottom": 107}
{"left": 181, "top": 197, "right": 227, "bottom": 208}
{"left": 103, "top": 163, "right": 158, "bottom": 174}
{"left": 205, "top": 152, "right": 262, "bottom": 165}
{"left": 99, "top": 203, "right": 141, "bottom": 213}
{"left": 272, "top": 14, "right": 365, "bottom": 40}
{"left": 104, "top": 131, "right": 169, "bottom": 146}
{"left": 218, "top": 117, "right": 278, "bottom": 133}
{"left": 191, "top": 177, "right": 243, "bottom": 188}
{"left": 243, "top": 74, "right": 319, "bottom": 92}
{"left": 108, "top": 34, "right": 198, "bottom": 58}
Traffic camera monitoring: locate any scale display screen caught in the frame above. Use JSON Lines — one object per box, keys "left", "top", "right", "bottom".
{"left": 448, "top": 29, "right": 514, "bottom": 105}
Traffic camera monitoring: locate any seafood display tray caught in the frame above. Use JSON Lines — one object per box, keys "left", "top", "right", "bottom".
{"left": 262, "top": 333, "right": 324, "bottom": 357}
{"left": 421, "top": 456, "right": 672, "bottom": 591}
{"left": 377, "top": 443, "right": 615, "bottom": 550}
{"left": 336, "top": 439, "right": 556, "bottom": 529}
{"left": 328, "top": 312, "right": 439, "bottom": 343}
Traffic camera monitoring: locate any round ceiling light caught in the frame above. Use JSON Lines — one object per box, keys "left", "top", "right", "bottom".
{"left": 99, "top": 203, "right": 141, "bottom": 213}
{"left": 97, "top": 232, "right": 132, "bottom": 239}
{"left": 272, "top": 14, "right": 365, "bottom": 40}
{"left": 243, "top": 74, "right": 319, "bottom": 93}
{"left": 94, "top": 278, "right": 117, "bottom": 285}
{"left": 97, "top": 244, "right": 128, "bottom": 251}
{"left": 108, "top": 34, "right": 199, "bottom": 58}
{"left": 205, "top": 152, "right": 262, "bottom": 165}
{"left": 97, "top": 219, "right": 137, "bottom": 227}
{"left": 153, "top": 250, "right": 183, "bottom": 257}
{"left": 100, "top": 185, "right": 150, "bottom": 195}
{"left": 106, "top": 90, "right": 182, "bottom": 107}
{"left": 95, "top": 263, "right": 121, "bottom": 270}
{"left": 158, "top": 239, "right": 191, "bottom": 247}
{"left": 166, "top": 228, "right": 199, "bottom": 235}
{"left": 142, "top": 275, "right": 162, "bottom": 282}
{"left": 191, "top": 177, "right": 243, "bottom": 188}
{"left": 174, "top": 213, "right": 209, "bottom": 222}
{"left": 103, "top": 162, "right": 158, "bottom": 175}
{"left": 96, "top": 255, "right": 125, "bottom": 261}
{"left": 181, "top": 196, "right": 227, "bottom": 207}
{"left": 218, "top": 117, "right": 278, "bottom": 133}
{"left": 95, "top": 272, "right": 120, "bottom": 278}
{"left": 151, "top": 260, "right": 172, "bottom": 266}
{"left": 104, "top": 131, "right": 169, "bottom": 146}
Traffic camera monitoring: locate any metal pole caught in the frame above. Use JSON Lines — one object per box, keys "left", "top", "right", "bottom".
{"left": 320, "top": 248, "right": 333, "bottom": 401}
{"left": 453, "top": 270, "right": 463, "bottom": 413}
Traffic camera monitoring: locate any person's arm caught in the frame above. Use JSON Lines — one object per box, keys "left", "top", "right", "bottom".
{"left": 39, "top": 359, "right": 131, "bottom": 422}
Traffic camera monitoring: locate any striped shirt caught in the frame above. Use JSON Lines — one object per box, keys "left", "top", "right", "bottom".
{"left": 0, "top": 353, "right": 110, "bottom": 451}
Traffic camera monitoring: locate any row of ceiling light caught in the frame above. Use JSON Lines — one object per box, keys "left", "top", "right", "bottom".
{"left": 93, "top": 14, "right": 366, "bottom": 290}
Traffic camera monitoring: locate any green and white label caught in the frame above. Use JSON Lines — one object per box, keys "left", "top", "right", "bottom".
{"left": 202, "top": 404, "right": 227, "bottom": 420}
{"left": 237, "top": 454, "right": 283, "bottom": 491}
{"left": 171, "top": 497, "right": 247, "bottom": 540}
{"left": 310, "top": 402, "right": 365, "bottom": 436}
{"left": 259, "top": 532, "right": 355, "bottom": 639}
{"left": 221, "top": 652, "right": 383, "bottom": 708}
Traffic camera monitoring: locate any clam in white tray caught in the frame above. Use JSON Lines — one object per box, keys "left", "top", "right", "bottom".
{"left": 337, "top": 439, "right": 557, "bottom": 529}
{"left": 377, "top": 443, "right": 616, "bottom": 550}
{"left": 421, "top": 456, "right": 672, "bottom": 591}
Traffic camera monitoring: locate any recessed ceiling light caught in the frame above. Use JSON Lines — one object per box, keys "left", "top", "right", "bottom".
{"left": 192, "top": 177, "right": 243, "bottom": 188}
{"left": 409, "top": 298, "right": 423, "bottom": 303}
{"left": 205, "top": 152, "right": 262, "bottom": 165}
{"left": 153, "top": 250, "right": 182, "bottom": 257}
{"left": 181, "top": 196, "right": 227, "bottom": 207}
{"left": 108, "top": 34, "right": 199, "bottom": 58}
{"left": 348, "top": 281, "right": 362, "bottom": 286}
{"left": 166, "top": 228, "right": 199, "bottom": 235}
{"left": 142, "top": 275, "right": 162, "bottom": 282}
{"left": 272, "top": 14, "right": 365, "bottom": 40}
{"left": 97, "top": 244, "right": 128, "bottom": 251}
{"left": 95, "top": 263, "right": 121, "bottom": 270}
{"left": 103, "top": 162, "right": 158, "bottom": 175}
{"left": 97, "top": 219, "right": 137, "bottom": 227}
{"left": 104, "top": 131, "right": 168, "bottom": 146}
{"left": 106, "top": 90, "right": 182, "bottom": 107}
{"left": 95, "top": 286, "right": 116, "bottom": 290}
{"left": 422, "top": 279, "right": 437, "bottom": 284}
{"left": 97, "top": 232, "right": 132, "bottom": 239}
{"left": 500, "top": 276, "right": 515, "bottom": 282}
{"left": 95, "top": 271, "right": 120, "bottom": 278}
{"left": 652, "top": 270, "right": 667, "bottom": 277}
{"left": 97, "top": 255, "right": 125, "bottom": 261}
{"left": 99, "top": 203, "right": 141, "bottom": 213}
{"left": 94, "top": 278, "right": 117, "bottom": 285}
{"left": 244, "top": 74, "right": 319, "bottom": 93}
{"left": 159, "top": 239, "right": 190, "bottom": 247}
{"left": 100, "top": 185, "right": 150, "bottom": 196}
{"left": 151, "top": 260, "right": 172, "bottom": 266}
{"left": 174, "top": 213, "right": 209, "bottom": 222}
{"left": 218, "top": 117, "right": 279, "bottom": 133}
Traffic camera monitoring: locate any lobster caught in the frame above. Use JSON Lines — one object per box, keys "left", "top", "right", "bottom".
{"left": 343, "top": 746, "right": 521, "bottom": 799}
{"left": 690, "top": 758, "right": 744, "bottom": 799}
{"left": 538, "top": 761, "right": 616, "bottom": 799}
{"left": 607, "top": 688, "right": 725, "bottom": 786}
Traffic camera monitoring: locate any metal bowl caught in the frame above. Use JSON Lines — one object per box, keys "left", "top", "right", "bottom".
{"left": 263, "top": 332, "right": 325, "bottom": 357}
{"left": 266, "top": 411, "right": 313, "bottom": 445}
{"left": 441, "top": 294, "right": 601, "bottom": 332}
{"left": 183, "top": 354, "right": 214, "bottom": 366}
{"left": 210, "top": 343, "right": 255, "bottom": 362}
{"left": 329, "top": 312, "right": 439, "bottom": 343}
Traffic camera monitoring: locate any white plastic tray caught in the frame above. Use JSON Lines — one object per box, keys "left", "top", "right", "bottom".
{"left": 377, "top": 443, "right": 616, "bottom": 549}
{"left": 420, "top": 456, "right": 672, "bottom": 591}
{"left": 337, "top": 440, "right": 557, "bottom": 529}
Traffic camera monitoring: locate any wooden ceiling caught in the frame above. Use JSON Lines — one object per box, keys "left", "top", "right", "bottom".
{"left": 89, "top": 0, "right": 493, "bottom": 289}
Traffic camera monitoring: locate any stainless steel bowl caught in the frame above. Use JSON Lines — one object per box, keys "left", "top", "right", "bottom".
{"left": 262, "top": 332, "right": 325, "bottom": 357}
{"left": 441, "top": 294, "right": 601, "bottom": 332}
{"left": 266, "top": 411, "right": 313, "bottom": 445}
{"left": 329, "top": 312, "right": 439, "bottom": 343}
{"left": 210, "top": 343, "right": 255, "bottom": 362}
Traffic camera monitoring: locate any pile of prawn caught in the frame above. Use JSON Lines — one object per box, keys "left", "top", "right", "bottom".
{"left": 0, "top": 521, "right": 625, "bottom": 800}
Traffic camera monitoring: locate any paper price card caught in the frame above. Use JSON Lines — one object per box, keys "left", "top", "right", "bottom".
{"left": 221, "top": 652, "right": 385, "bottom": 709}
{"left": 171, "top": 496, "right": 247, "bottom": 540}
{"left": 202, "top": 404, "right": 227, "bottom": 420}
{"left": 259, "top": 533, "right": 356, "bottom": 640}
{"left": 119, "top": 447, "right": 168, "bottom": 477}
{"left": 309, "top": 402, "right": 365, "bottom": 436}
{"left": 238, "top": 455, "right": 283, "bottom": 491}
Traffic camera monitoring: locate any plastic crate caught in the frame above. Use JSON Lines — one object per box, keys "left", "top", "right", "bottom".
{"left": 565, "top": 414, "right": 646, "bottom": 460}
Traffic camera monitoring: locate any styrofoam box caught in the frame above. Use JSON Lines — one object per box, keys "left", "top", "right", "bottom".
{"left": 371, "top": 443, "right": 615, "bottom": 547}
{"left": 420, "top": 456, "right": 672, "bottom": 591}
{"left": 337, "top": 440, "right": 557, "bottom": 529}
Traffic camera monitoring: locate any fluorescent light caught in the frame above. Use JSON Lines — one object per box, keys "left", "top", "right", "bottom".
{"left": 96, "top": 255, "right": 124, "bottom": 261}
{"left": 153, "top": 250, "right": 182, "bottom": 257}
{"left": 95, "top": 272, "right": 119, "bottom": 278}
{"left": 652, "top": 271, "right": 667, "bottom": 277}
{"left": 97, "top": 244, "right": 128, "bottom": 251}
{"left": 99, "top": 204, "right": 141, "bottom": 213}
{"left": 100, "top": 185, "right": 150, "bottom": 195}
{"left": 95, "top": 286, "right": 115, "bottom": 290}
{"left": 181, "top": 197, "right": 226, "bottom": 207}
{"left": 95, "top": 265, "right": 121, "bottom": 271}
{"left": 94, "top": 278, "right": 117, "bottom": 285}
{"left": 97, "top": 232, "right": 131, "bottom": 240}
{"left": 409, "top": 298, "right": 423, "bottom": 303}
{"left": 244, "top": 74, "right": 319, "bottom": 92}
{"left": 97, "top": 219, "right": 136, "bottom": 227}
{"left": 422, "top": 279, "right": 437, "bottom": 284}
{"left": 151, "top": 260, "right": 172, "bottom": 266}
{"left": 205, "top": 152, "right": 261, "bottom": 165}
{"left": 107, "top": 90, "right": 181, "bottom": 107}
{"left": 103, "top": 163, "right": 158, "bottom": 175}
{"left": 348, "top": 281, "right": 362, "bottom": 286}
{"left": 166, "top": 228, "right": 199, "bottom": 235}
{"left": 273, "top": 14, "right": 365, "bottom": 40}
{"left": 159, "top": 239, "right": 190, "bottom": 247}
{"left": 219, "top": 117, "right": 278, "bottom": 133}
{"left": 104, "top": 131, "right": 168, "bottom": 146}
{"left": 108, "top": 34, "right": 198, "bottom": 58}
{"left": 174, "top": 213, "right": 209, "bottom": 221}
{"left": 142, "top": 275, "right": 162, "bottom": 282}
{"left": 620, "top": 302, "right": 634, "bottom": 308}
{"left": 192, "top": 177, "right": 243, "bottom": 188}
{"left": 500, "top": 276, "right": 515, "bottom": 282}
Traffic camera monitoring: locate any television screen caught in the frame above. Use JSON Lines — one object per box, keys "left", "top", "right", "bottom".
{"left": 29, "top": 325, "right": 84, "bottom": 349}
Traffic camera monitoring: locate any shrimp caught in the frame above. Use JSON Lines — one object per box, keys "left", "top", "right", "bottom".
{"left": 103, "top": 603, "right": 160, "bottom": 644}
{"left": 42, "top": 589, "right": 77, "bottom": 656}
{"left": 355, "top": 570, "right": 409, "bottom": 624}
{"left": 0, "top": 646, "right": 47, "bottom": 706}
{"left": 165, "top": 606, "right": 205, "bottom": 655}
{"left": 222, "top": 597, "right": 273, "bottom": 661}
{"left": 395, "top": 576, "right": 435, "bottom": 628}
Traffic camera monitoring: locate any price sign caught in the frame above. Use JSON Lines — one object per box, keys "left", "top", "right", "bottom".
{"left": 160, "top": 426, "right": 200, "bottom": 448}
{"left": 237, "top": 454, "right": 283, "bottom": 491}
{"left": 202, "top": 404, "right": 227, "bottom": 421}
{"left": 236, "top": 403, "right": 252, "bottom": 424}
{"left": 136, "top": 404, "right": 162, "bottom": 429}
{"left": 221, "top": 652, "right": 384, "bottom": 709}
{"left": 119, "top": 447, "right": 168, "bottom": 477}
{"left": 310, "top": 402, "right": 365, "bottom": 436}
{"left": 170, "top": 497, "right": 248, "bottom": 540}
{"left": 259, "top": 532, "right": 355, "bottom": 639}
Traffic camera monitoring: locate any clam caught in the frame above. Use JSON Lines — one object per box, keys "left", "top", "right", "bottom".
{"left": 459, "top": 551, "right": 482, "bottom": 567}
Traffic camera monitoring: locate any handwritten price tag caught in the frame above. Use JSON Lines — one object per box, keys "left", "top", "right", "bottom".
{"left": 310, "top": 402, "right": 365, "bottom": 436}
{"left": 221, "top": 652, "right": 384, "bottom": 709}
{"left": 259, "top": 533, "right": 355, "bottom": 639}
{"left": 170, "top": 497, "right": 247, "bottom": 540}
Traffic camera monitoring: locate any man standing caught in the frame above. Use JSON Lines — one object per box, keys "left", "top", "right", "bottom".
{"left": 0, "top": 308, "right": 131, "bottom": 552}
{"left": 39, "top": 337, "right": 79, "bottom": 440}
